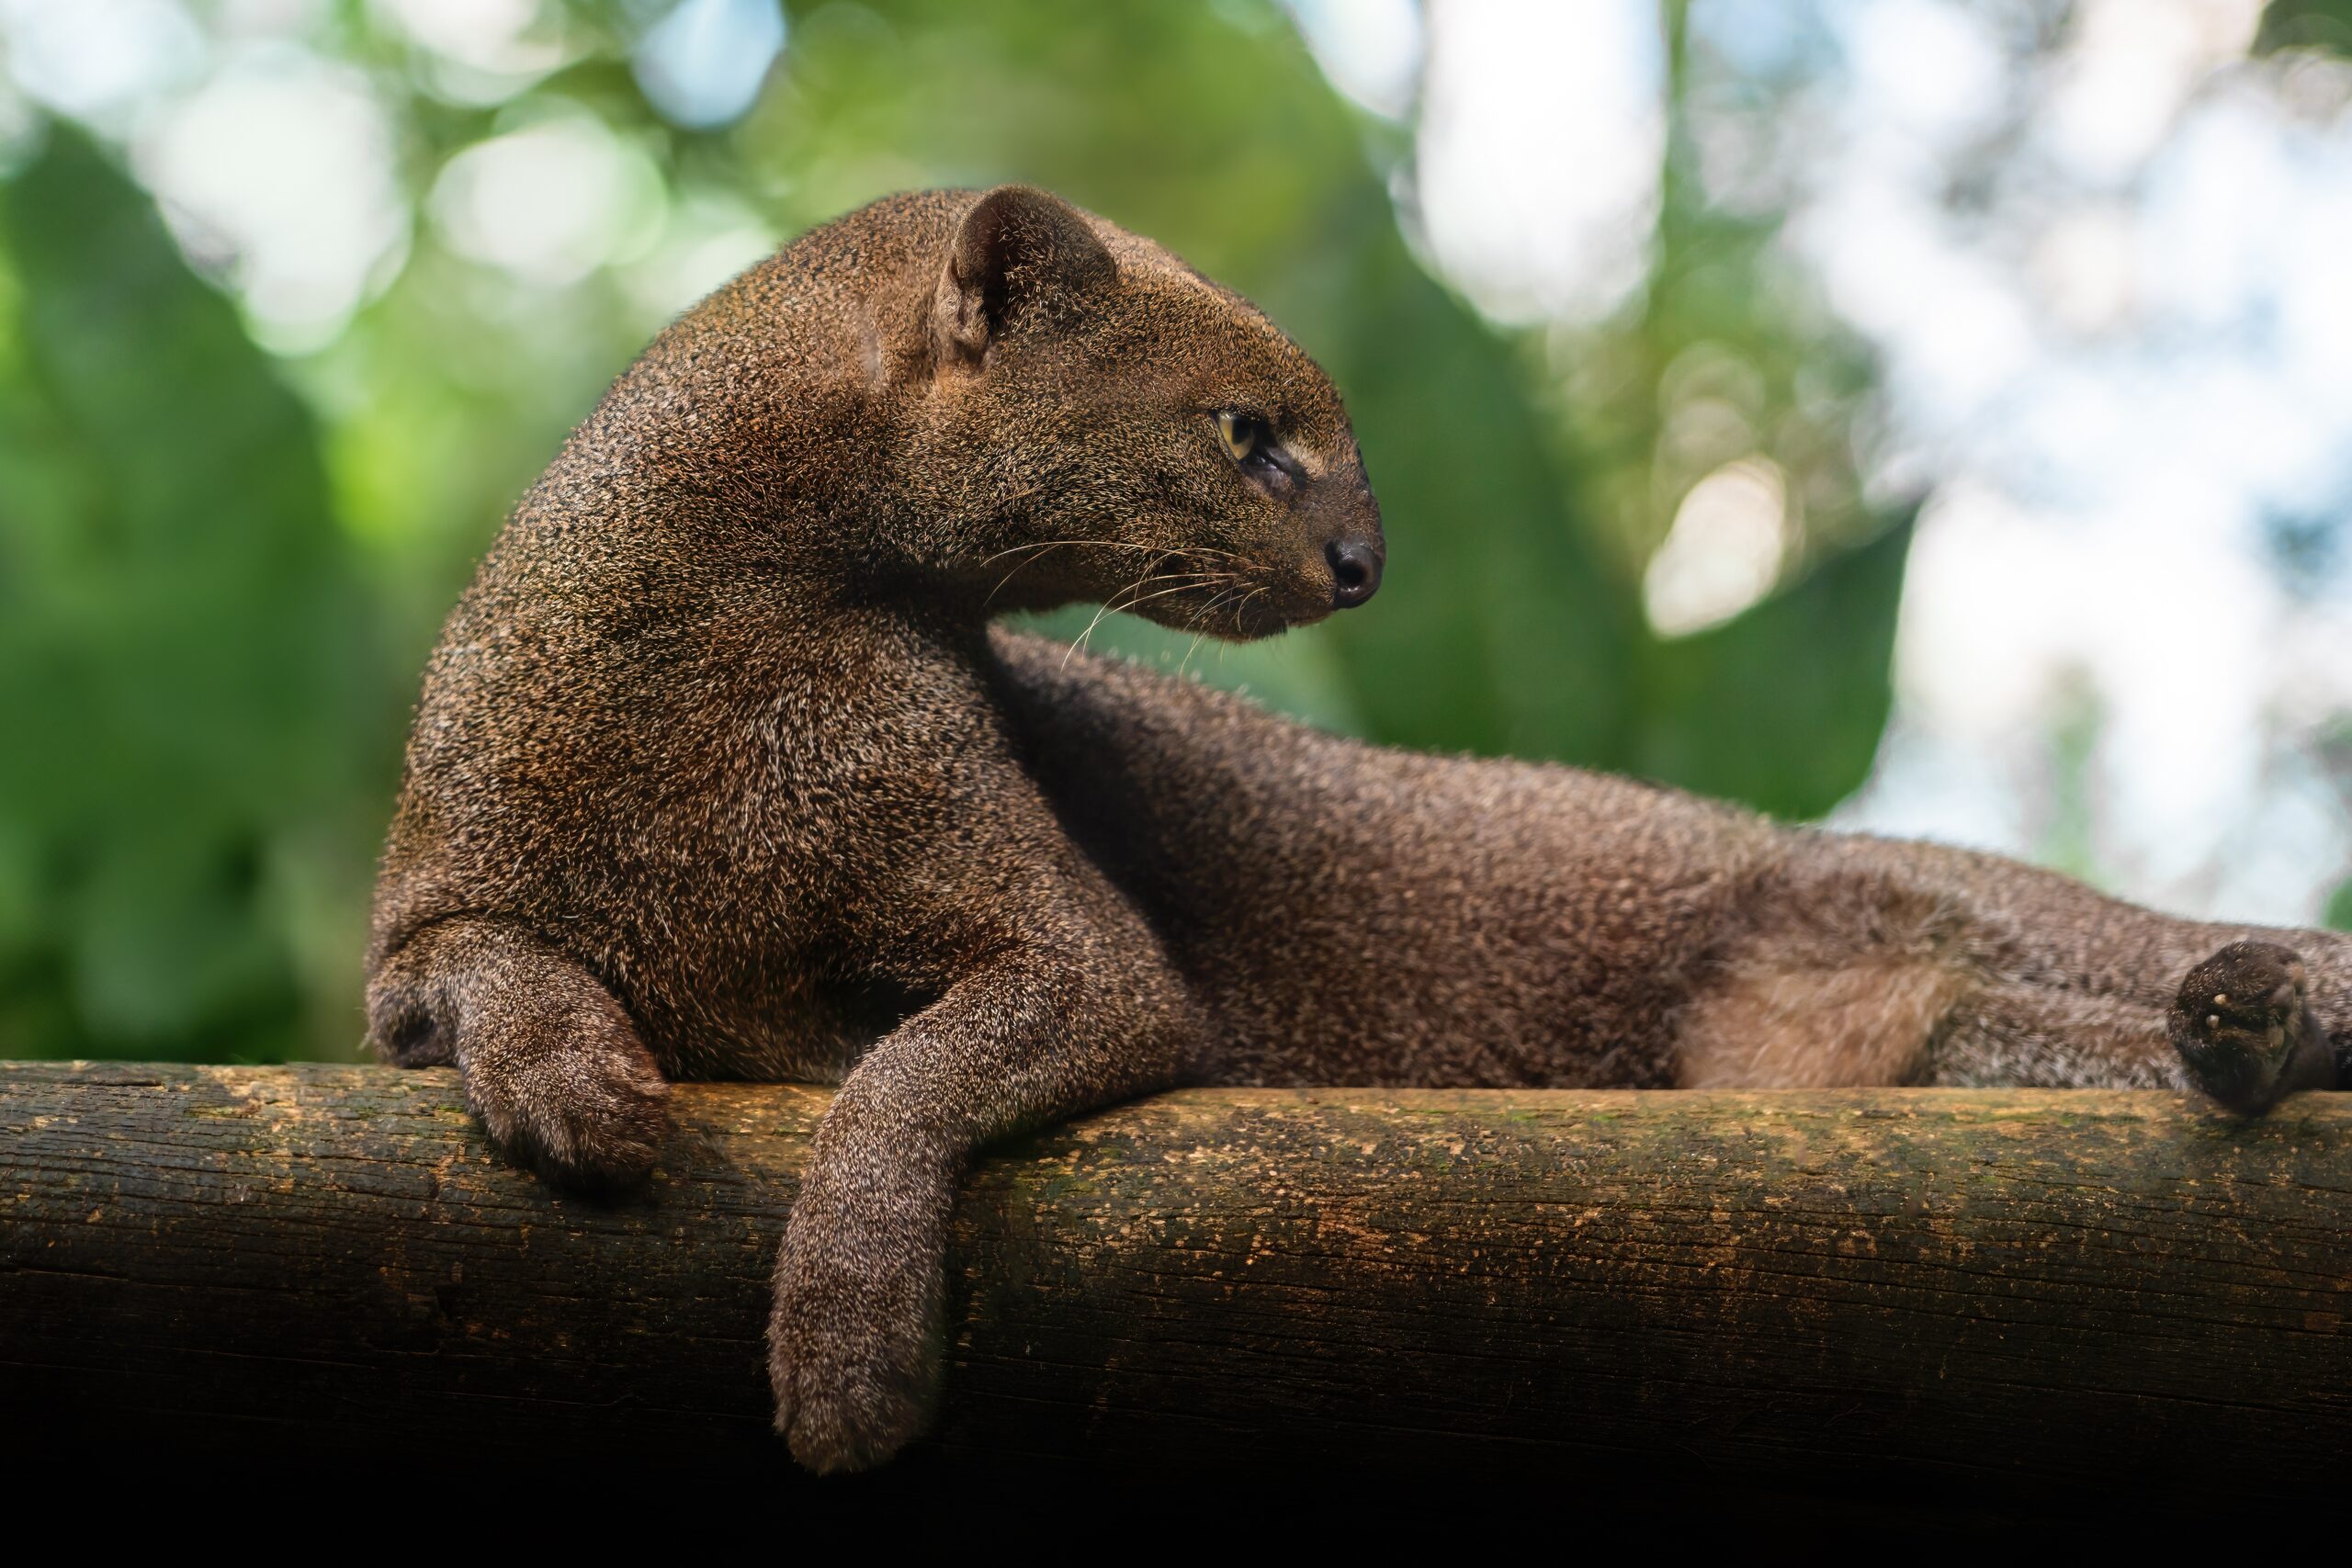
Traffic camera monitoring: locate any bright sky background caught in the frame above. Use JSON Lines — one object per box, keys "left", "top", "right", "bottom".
{"left": 10, "top": 0, "right": 2352, "bottom": 927}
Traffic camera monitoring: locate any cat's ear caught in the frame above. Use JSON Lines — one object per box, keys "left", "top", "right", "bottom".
{"left": 933, "top": 186, "right": 1115, "bottom": 369}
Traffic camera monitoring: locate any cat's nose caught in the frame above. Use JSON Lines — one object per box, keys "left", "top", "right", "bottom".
{"left": 1327, "top": 537, "right": 1383, "bottom": 609}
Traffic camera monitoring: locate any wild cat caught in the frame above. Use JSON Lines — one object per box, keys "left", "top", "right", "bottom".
{"left": 367, "top": 186, "right": 2342, "bottom": 1470}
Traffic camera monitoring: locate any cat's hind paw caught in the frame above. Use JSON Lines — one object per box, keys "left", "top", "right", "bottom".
{"left": 2167, "top": 940, "right": 2336, "bottom": 1115}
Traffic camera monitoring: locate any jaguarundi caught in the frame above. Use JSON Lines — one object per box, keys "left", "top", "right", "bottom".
{"left": 368, "top": 186, "right": 2345, "bottom": 1472}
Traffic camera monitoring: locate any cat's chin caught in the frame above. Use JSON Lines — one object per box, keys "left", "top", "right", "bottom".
{"left": 1136, "top": 588, "right": 1323, "bottom": 643}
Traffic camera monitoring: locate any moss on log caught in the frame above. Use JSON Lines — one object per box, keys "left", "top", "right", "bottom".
{"left": 4, "top": 1062, "right": 2348, "bottom": 1499}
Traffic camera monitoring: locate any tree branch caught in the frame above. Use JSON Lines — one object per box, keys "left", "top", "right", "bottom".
{"left": 5, "top": 1063, "right": 2344, "bottom": 1504}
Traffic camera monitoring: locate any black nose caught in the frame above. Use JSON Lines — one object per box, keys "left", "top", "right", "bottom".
{"left": 1326, "top": 537, "right": 1382, "bottom": 609}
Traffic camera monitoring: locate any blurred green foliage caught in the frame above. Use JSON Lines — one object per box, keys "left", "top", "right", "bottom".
{"left": 0, "top": 0, "right": 1906, "bottom": 1061}
{"left": 2256, "top": 0, "right": 2352, "bottom": 55}
{"left": 0, "top": 130, "right": 397, "bottom": 1062}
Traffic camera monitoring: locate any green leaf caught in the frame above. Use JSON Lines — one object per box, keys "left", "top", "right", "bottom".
{"left": 1632, "top": 511, "right": 1916, "bottom": 820}
{"left": 2255, "top": 0, "right": 2352, "bottom": 55}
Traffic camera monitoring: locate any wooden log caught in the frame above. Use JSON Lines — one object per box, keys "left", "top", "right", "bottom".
{"left": 4, "top": 1061, "right": 2348, "bottom": 1503}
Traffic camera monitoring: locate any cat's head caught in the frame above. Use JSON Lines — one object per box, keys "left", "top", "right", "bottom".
{"left": 910, "top": 186, "right": 1384, "bottom": 639}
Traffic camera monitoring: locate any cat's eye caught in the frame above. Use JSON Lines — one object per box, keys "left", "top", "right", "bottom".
{"left": 1216, "top": 409, "right": 1265, "bottom": 464}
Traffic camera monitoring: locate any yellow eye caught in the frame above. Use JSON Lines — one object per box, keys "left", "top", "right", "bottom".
{"left": 1216, "top": 409, "right": 1261, "bottom": 463}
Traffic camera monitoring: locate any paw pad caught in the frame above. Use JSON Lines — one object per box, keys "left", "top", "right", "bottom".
{"left": 2168, "top": 940, "right": 2331, "bottom": 1114}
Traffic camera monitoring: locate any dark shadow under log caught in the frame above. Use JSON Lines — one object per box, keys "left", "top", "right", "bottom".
{"left": 4, "top": 1062, "right": 2348, "bottom": 1506}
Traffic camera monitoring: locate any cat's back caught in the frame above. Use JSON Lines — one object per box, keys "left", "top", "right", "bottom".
{"left": 989, "top": 628, "right": 1773, "bottom": 1083}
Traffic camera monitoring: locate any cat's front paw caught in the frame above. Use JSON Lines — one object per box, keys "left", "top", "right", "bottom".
{"left": 462, "top": 1041, "right": 670, "bottom": 1195}
{"left": 766, "top": 1235, "right": 941, "bottom": 1473}
{"left": 2168, "top": 940, "right": 2335, "bottom": 1114}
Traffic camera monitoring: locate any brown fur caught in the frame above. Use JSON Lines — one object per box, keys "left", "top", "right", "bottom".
{"left": 367, "top": 186, "right": 2346, "bottom": 1472}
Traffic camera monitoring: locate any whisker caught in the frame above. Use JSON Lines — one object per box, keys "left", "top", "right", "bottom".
{"left": 1222, "top": 588, "right": 1275, "bottom": 664}
{"left": 981, "top": 538, "right": 1247, "bottom": 567}
{"left": 984, "top": 537, "right": 1254, "bottom": 628}
{"left": 1233, "top": 586, "right": 1271, "bottom": 635}
{"left": 1113, "top": 577, "right": 1222, "bottom": 615}
{"left": 984, "top": 540, "right": 1080, "bottom": 606}
{"left": 1062, "top": 601, "right": 1118, "bottom": 671}
{"left": 1177, "top": 622, "right": 1213, "bottom": 680}
{"left": 1057, "top": 570, "right": 1221, "bottom": 673}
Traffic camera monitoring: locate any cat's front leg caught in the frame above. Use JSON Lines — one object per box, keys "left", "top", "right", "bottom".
{"left": 768, "top": 933, "right": 1199, "bottom": 1472}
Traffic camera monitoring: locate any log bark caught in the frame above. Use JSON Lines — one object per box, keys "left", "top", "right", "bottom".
{"left": 5, "top": 1062, "right": 2348, "bottom": 1503}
